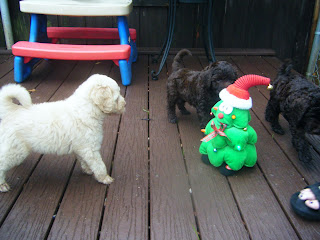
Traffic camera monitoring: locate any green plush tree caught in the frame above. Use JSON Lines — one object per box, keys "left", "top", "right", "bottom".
{"left": 199, "top": 75, "right": 272, "bottom": 176}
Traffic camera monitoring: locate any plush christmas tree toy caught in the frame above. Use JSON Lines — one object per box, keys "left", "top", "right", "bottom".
{"left": 199, "top": 74, "right": 272, "bottom": 176}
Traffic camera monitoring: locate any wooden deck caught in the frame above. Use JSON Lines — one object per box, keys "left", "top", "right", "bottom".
{"left": 0, "top": 52, "right": 319, "bottom": 240}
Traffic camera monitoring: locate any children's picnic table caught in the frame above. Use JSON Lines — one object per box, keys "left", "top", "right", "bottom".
{"left": 12, "top": 0, "right": 137, "bottom": 86}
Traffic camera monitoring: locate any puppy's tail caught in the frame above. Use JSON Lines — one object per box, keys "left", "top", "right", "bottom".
{"left": 172, "top": 49, "right": 192, "bottom": 72}
{"left": 0, "top": 84, "right": 32, "bottom": 119}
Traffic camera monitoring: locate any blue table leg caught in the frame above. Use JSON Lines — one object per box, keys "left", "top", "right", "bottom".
{"left": 14, "top": 57, "right": 40, "bottom": 83}
{"left": 14, "top": 56, "right": 26, "bottom": 83}
{"left": 30, "top": 14, "right": 50, "bottom": 43}
{"left": 14, "top": 14, "right": 48, "bottom": 83}
{"left": 117, "top": 16, "right": 136, "bottom": 86}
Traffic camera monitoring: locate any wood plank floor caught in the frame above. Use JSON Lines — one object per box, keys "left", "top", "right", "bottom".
{"left": 0, "top": 53, "right": 319, "bottom": 240}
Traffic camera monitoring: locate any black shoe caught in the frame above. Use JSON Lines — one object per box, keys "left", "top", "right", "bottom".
{"left": 290, "top": 182, "right": 320, "bottom": 221}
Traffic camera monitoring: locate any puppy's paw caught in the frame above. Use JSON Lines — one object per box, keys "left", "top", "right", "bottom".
{"left": 0, "top": 182, "right": 10, "bottom": 192}
{"left": 97, "top": 175, "right": 114, "bottom": 185}
{"left": 272, "top": 125, "right": 285, "bottom": 135}
{"left": 299, "top": 151, "right": 312, "bottom": 163}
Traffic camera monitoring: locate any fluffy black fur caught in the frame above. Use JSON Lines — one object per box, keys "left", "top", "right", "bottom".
{"left": 167, "top": 49, "right": 238, "bottom": 128}
{"left": 265, "top": 61, "right": 320, "bottom": 162}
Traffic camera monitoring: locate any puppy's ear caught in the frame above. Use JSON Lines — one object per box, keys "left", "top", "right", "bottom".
{"left": 90, "top": 85, "right": 114, "bottom": 113}
{"left": 204, "top": 62, "right": 215, "bottom": 71}
{"left": 202, "top": 68, "right": 214, "bottom": 88}
{"left": 204, "top": 76, "right": 214, "bottom": 89}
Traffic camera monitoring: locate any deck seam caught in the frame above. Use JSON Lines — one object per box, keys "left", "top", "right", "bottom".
{"left": 178, "top": 57, "right": 202, "bottom": 240}
{"left": 0, "top": 154, "right": 44, "bottom": 227}
{"left": 147, "top": 55, "right": 151, "bottom": 240}
{"left": 254, "top": 158, "right": 304, "bottom": 239}
{"left": 231, "top": 57, "right": 305, "bottom": 239}
{"left": 43, "top": 160, "right": 77, "bottom": 240}
{"left": 44, "top": 60, "right": 96, "bottom": 239}
{"left": 250, "top": 108, "right": 309, "bottom": 185}
{"left": 176, "top": 121, "right": 202, "bottom": 240}
{"left": 0, "top": 59, "right": 78, "bottom": 231}
{"left": 232, "top": 56, "right": 312, "bottom": 186}
{"left": 248, "top": 109, "right": 309, "bottom": 239}
{"left": 226, "top": 177, "right": 253, "bottom": 240}
{"left": 44, "top": 61, "right": 78, "bottom": 103}
{"left": 198, "top": 56, "right": 252, "bottom": 240}
{"left": 95, "top": 63, "right": 123, "bottom": 240}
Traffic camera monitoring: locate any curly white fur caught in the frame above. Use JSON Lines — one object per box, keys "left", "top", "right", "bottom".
{"left": 0, "top": 74, "right": 125, "bottom": 192}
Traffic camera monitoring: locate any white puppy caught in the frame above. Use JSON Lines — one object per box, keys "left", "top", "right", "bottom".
{"left": 0, "top": 74, "right": 125, "bottom": 192}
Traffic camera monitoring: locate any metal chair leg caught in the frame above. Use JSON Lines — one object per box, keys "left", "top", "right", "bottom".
{"left": 202, "top": 16, "right": 211, "bottom": 61}
{"left": 151, "top": 0, "right": 177, "bottom": 80}
{"left": 207, "top": 0, "right": 216, "bottom": 62}
{"left": 151, "top": 0, "right": 174, "bottom": 63}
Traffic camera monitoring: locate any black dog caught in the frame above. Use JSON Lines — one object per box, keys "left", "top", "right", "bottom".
{"left": 167, "top": 49, "right": 238, "bottom": 128}
{"left": 265, "top": 62, "right": 320, "bottom": 162}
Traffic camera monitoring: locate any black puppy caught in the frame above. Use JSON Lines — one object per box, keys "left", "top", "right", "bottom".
{"left": 167, "top": 49, "right": 238, "bottom": 128}
{"left": 265, "top": 62, "right": 320, "bottom": 162}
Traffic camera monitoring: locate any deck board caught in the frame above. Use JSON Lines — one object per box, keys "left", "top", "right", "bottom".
{"left": 179, "top": 55, "right": 250, "bottom": 240}
{"left": 229, "top": 56, "right": 320, "bottom": 239}
{"left": 232, "top": 56, "right": 320, "bottom": 184}
{"left": 0, "top": 56, "right": 14, "bottom": 79}
{"left": 100, "top": 55, "right": 149, "bottom": 240}
{"left": 149, "top": 57, "right": 198, "bottom": 240}
{"left": 0, "top": 52, "right": 319, "bottom": 239}
{"left": 47, "top": 61, "right": 114, "bottom": 240}
{"left": 0, "top": 60, "right": 96, "bottom": 240}
{"left": 199, "top": 56, "right": 300, "bottom": 239}
{"left": 0, "top": 60, "right": 76, "bottom": 226}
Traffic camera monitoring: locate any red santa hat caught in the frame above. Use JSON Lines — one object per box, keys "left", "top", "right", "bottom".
{"left": 219, "top": 74, "right": 271, "bottom": 109}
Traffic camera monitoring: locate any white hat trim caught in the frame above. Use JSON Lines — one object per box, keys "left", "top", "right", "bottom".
{"left": 219, "top": 88, "right": 252, "bottom": 109}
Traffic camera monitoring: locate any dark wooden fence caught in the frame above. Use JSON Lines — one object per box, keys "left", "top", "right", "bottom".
{"left": 0, "top": 0, "right": 316, "bottom": 72}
